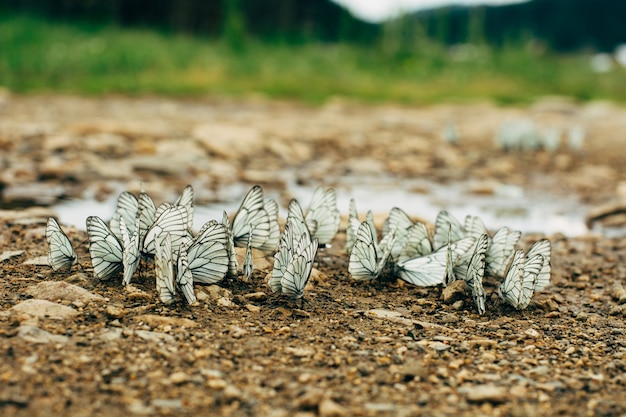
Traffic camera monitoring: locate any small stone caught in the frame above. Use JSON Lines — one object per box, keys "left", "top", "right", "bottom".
{"left": 319, "top": 398, "right": 348, "bottom": 417}
{"left": 22, "top": 256, "right": 49, "bottom": 266}
{"left": 125, "top": 285, "right": 152, "bottom": 302}
{"left": 0, "top": 250, "right": 24, "bottom": 262}
{"left": 243, "top": 292, "right": 267, "bottom": 301}
{"left": 217, "top": 297, "right": 236, "bottom": 308}
{"left": 442, "top": 280, "right": 466, "bottom": 304}
{"left": 17, "top": 325, "right": 69, "bottom": 344}
{"left": 462, "top": 384, "right": 509, "bottom": 403}
{"left": 295, "top": 389, "right": 324, "bottom": 410}
{"left": 134, "top": 314, "right": 198, "bottom": 329}
{"left": 105, "top": 305, "right": 127, "bottom": 319}
{"left": 25, "top": 281, "right": 105, "bottom": 304}
{"left": 135, "top": 330, "right": 176, "bottom": 344}
{"left": 207, "top": 379, "right": 227, "bottom": 389}
{"left": 11, "top": 299, "right": 78, "bottom": 320}
{"left": 524, "top": 328, "right": 540, "bottom": 338}
{"left": 245, "top": 304, "right": 261, "bottom": 313}
{"left": 222, "top": 385, "right": 243, "bottom": 402}
{"left": 169, "top": 372, "right": 189, "bottom": 385}
{"left": 285, "top": 346, "right": 315, "bottom": 358}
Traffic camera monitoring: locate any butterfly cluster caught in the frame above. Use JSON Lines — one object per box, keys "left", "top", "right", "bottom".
{"left": 347, "top": 203, "right": 552, "bottom": 314}
{"left": 46, "top": 185, "right": 336, "bottom": 305}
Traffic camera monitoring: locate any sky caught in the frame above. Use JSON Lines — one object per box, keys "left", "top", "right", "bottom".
{"left": 332, "top": 0, "right": 529, "bottom": 22}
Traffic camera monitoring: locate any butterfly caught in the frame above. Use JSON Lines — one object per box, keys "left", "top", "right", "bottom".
{"left": 348, "top": 221, "right": 397, "bottom": 282}
{"left": 109, "top": 191, "right": 139, "bottom": 242}
{"left": 433, "top": 210, "right": 466, "bottom": 250}
{"left": 154, "top": 233, "right": 176, "bottom": 305}
{"left": 463, "top": 233, "right": 490, "bottom": 315}
{"left": 396, "top": 236, "right": 476, "bottom": 287}
{"left": 86, "top": 216, "right": 123, "bottom": 280}
{"left": 526, "top": 239, "right": 551, "bottom": 291}
{"left": 142, "top": 204, "right": 193, "bottom": 256}
{"left": 270, "top": 224, "right": 319, "bottom": 301}
{"left": 46, "top": 217, "right": 78, "bottom": 272}
{"left": 174, "top": 185, "right": 194, "bottom": 231}
{"left": 176, "top": 241, "right": 197, "bottom": 305}
{"left": 280, "top": 235, "right": 318, "bottom": 301}
{"left": 184, "top": 220, "right": 230, "bottom": 284}
{"left": 345, "top": 199, "right": 377, "bottom": 256}
{"left": 119, "top": 216, "right": 140, "bottom": 285}
{"left": 396, "top": 222, "right": 433, "bottom": 265}
{"left": 231, "top": 185, "right": 279, "bottom": 252}
{"left": 303, "top": 186, "right": 341, "bottom": 245}
{"left": 220, "top": 211, "right": 239, "bottom": 278}
{"left": 242, "top": 225, "right": 255, "bottom": 282}
{"left": 498, "top": 249, "right": 545, "bottom": 309}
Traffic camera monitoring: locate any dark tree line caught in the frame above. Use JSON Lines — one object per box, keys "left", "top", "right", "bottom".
{"left": 3, "top": 0, "right": 625, "bottom": 52}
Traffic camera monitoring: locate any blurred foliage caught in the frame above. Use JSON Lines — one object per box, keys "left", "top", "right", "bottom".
{"left": 1, "top": 13, "right": 625, "bottom": 104}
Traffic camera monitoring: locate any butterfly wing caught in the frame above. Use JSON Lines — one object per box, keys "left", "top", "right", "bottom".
{"left": 397, "top": 222, "right": 433, "bottom": 264}
{"left": 120, "top": 216, "right": 140, "bottom": 285}
{"left": 176, "top": 242, "right": 197, "bottom": 305}
{"left": 221, "top": 211, "right": 239, "bottom": 278}
{"left": 433, "top": 210, "right": 465, "bottom": 250}
{"left": 257, "top": 199, "right": 280, "bottom": 253}
{"left": 348, "top": 222, "right": 379, "bottom": 281}
{"left": 526, "top": 239, "right": 551, "bottom": 291}
{"left": 142, "top": 205, "right": 192, "bottom": 256}
{"left": 464, "top": 233, "right": 489, "bottom": 315}
{"left": 270, "top": 223, "right": 296, "bottom": 293}
{"left": 46, "top": 217, "right": 77, "bottom": 272}
{"left": 498, "top": 249, "right": 525, "bottom": 309}
{"left": 109, "top": 191, "right": 139, "bottom": 241}
{"left": 486, "top": 227, "right": 522, "bottom": 278}
{"left": 281, "top": 237, "right": 318, "bottom": 300}
{"left": 464, "top": 215, "right": 489, "bottom": 238}
{"left": 175, "top": 185, "right": 194, "bottom": 231}
{"left": 138, "top": 191, "right": 156, "bottom": 244}
{"left": 231, "top": 185, "right": 271, "bottom": 248}
{"left": 305, "top": 187, "right": 340, "bottom": 245}
{"left": 155, "top": 233, "right": 176, "bottom": 305}
{"left": 86, "top": 216, "right": 123, "bottom": 280}
{"left": 345, "top": 199, "right": 359, "bottom": 256}
{"left": 186, "top": 223, "right": 230, "bottom": 285}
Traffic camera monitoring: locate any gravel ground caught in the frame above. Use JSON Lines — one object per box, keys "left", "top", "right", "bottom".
{"left": 0, "top": 94, "right": 626, "bottom": 417}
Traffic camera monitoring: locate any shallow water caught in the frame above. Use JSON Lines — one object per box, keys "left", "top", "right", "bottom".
{"left": 53, "top": 176, "right": 591, "bottom": 237}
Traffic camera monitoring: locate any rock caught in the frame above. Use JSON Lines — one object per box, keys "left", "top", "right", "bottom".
{"left": 2, "top": 183, "right": 66, "bottom": 205}
{"left": 105, "top": 305, "right": 127, "bottom": 319}
{"left": 222, "top": 385, "right": 243, "bottom": 402}
{"left": 610, "top": 282, "right": 626, "bottom": 304}
{"left": 319, "top": 398, "right": 348, "bottom": 417}
{"left": 243, "top": 292, "right": 267, "bottom": 301}
{"left": 169, "top": 372, "right": 190, "bottom": 385}
{"left": 285, "top": 346, "right": 315, "bottom": 358}
{"left": 202, "top": 285, "right": 233, "bottom": 301}
{"left": 22, "top": 256, "right": 49, "bottom": 266}
{"left": 99, "top": 328, "right": 123, "bottom": 342}
{"left": 442, "top": 280, "right": 466, "bottom": 304}
{"left": 193, "top": 124, "right": 263, "bottom": 160}
{"left": 134, "top": 314, "right": 198, "bottom": 329}
{"left": 134, "top": 330, "right": 176, "bottom": 344}
{"left": 308, "top": 268, "right": 328, "bottom": 284}
{"left": 17, "top": 325, "right": 69, "bottom": 344}
{"left": 366, "top": 309, "right": 413, "bottom": 326}
{"left": 462, "top": 384, "right": 509, "bottom": 403}
{"left": 0, "top": 250, "right": 24, "bottom": 262}
{"left": 125, "top": 285, "right": 153, "bottom": 302}
{"left": 245, "top": 304, "right": 261, "bottom": 313}
{"left": 11, "top": 299, "right": 78, "bottom": 320}
{"left": 25, "top": 281, "right": 105, "bottom": 304}
{"left": 0, "top": 207, "right": 55, "bottom": 222}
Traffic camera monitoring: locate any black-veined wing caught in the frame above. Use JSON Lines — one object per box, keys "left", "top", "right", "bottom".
{"left": 281, "top": 235, "right": 318, "bottom": 300}
{"left": 138, "top": 191, "right": 156, "bottom": 244}
{"left": 526, "top": 239, "right": 551, "bottom": 291}
{"left": 176, "top": 242, "right": 197, "bottom": 305}
{"left": 109, "top": 191, "right": 139, "bottom": 241}
{"left": 86, "top": 216, "right": 123, "bottom": 280}
{"left": 348, "top": 221, "right": 380, "bottom": 281}
{"left": 464, "top": 215, "right": 489, "bottom": 238}
{"left": 486, "top": 227, "right": 521, "bottom": 278}
{"left": 499, "top": 249, "right": 538, "bottom": 309}
{"left": 397, "top": 222, "right": 433, "bottom": 264}
{"left": 46, "top": 217, "right": 78, "bottom": 272}
{"left": 186, "top": 222, "right": 230, "bottom": 285}
{"left": 463, "top": 233, "right": 489, "bottom": 315}
{"left": 257, "top": 198, "right": 280, "bottom": 253}
{"left": 242, "top": 225, "right": 254, "bottom": 282}
{"left": 155, "top": 233, "right": 176, "bottom": 305}
{"left": 433, "top": 210, "right": 465, "bottom": 250}
{"left": 142, "top": 205, "right": 192, "bottom": 256}
{"left": 305, "top": 186, "right": 340, "bottom": 245}
{"left": 397, "top": 237, "right": 475, "bottom": 287}
{"left": 175, "top": 184, "right": 194, "bottom": 231}
{"left": 345, "top": 199, "right": 359, "bottom": 256}
{"left": 231, "top": 185, "right": 271, "bottom": 248}
{"left": 270, "top": 223, "right": 296, "bottom": 293}
{"left": 120, "top": 216, "right": 140, "bottom": 286}
{"left": 221, "top": 211, "right": 239, "bottom": 278}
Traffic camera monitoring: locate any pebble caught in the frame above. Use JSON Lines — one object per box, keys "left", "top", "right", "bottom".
{"left": 462, "top": 384, "right": 509, "bottom": 403}
{"left": 442, "top": 280, "right": 466, "bottom": 304}
{"left": 319, "top": 398, "right": 348, "bottom": 417}
{"left": 11, "top": 299, "right": 78, "bottom": 320}
{"left": 0, "top": 250, "right": 24, "bottom": 262}
{"left": 25, "top": 281, "right": 105, "bottom": 304}
{"left": 134, "top": 314, "right": 198, "bottom": 329}
{"left": 243, "top": 292, "right": 268, "bottom": 301}
{"left": 134, "top": 330, "right": 176, "bottom": 344}
{"left": 17, "top": 325, "right": 69, "bottom": 344}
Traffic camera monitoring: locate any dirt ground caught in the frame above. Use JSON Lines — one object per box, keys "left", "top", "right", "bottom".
{"left": 1, "top": 94, "right": 626, "bottom": 417}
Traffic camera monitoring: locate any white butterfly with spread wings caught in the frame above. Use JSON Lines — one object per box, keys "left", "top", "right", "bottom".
{"left": 231, "top": 185, "right": 280, "bottom": 254}
{"left": 46, "top": 217, "right": 78, "bottom": 272}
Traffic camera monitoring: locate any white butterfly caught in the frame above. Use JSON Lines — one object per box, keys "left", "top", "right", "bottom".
{"left": 142, "top": 204, "right": 193, "bottom": 256}
{"left": 220, "top": 211, "right": 239, "bottom": 279}
{"left": 138, "top": 191, "right": 157, "bottom": 245}
{"left": 257, "top": 199, "right": 280, "bottom": 253}
{"left": 154, "top": 233, "right": 176, "bottom": 305}
{"left": 86, "top": 216, "right": 123, "bottom": 280}
{"left": 109, "top": 191, "right": 139, "bottom": 242}
{"left": 176, "top": 241, "right": 197, "bottom": 305}
{"left": 119, "top": 216, "right": 140, "bottom": 285}
{"left": 433, "top": 210, "right": 466, "bottom": 250}
{"left": 46, "top": 217, "right": 78, "bottom": 272}
{"left": 231, "top": 185, "right": 277, "bottom": 252}
{"left": 345, "top": 199, "right": 377, "bottom": 256}
{"left": 280, "top": 234, "right": 319, "bottom": 301}
{"left": 348, "top": 221, "right": 396, "bottom": 282}
{"left": 242, "top": 225, "right": 254, "bottom": 282}
{"left": 485, "top": 227, "right": 522, "bottom": 278}
{"left": 174, "top": 185, "right": 194, "bottom": 231}
{"left": 286, "top": 199, "right": 312, "bottom": 244}
{"left": 396, "top": 236, "right": 475, "bottom": 287}
{"left": 185, "top": 221, "right": 230, "bottom": 284}
{"left": 463, "top": 233, "right": 489, "bottom": 315}
{"left": 270, "top": 223, "right": 296, "bottom": 293}
{"left": 498, "top": 249, "right": 545, "bottom": 309}
{"left": 526, "top": 239, "right": 551, "bottom": 291}
{"left": 396, "top": 222, "right": 433, "bottom": 265}
{"left": 304, "top": 187, "right": 341, "bottom": 245}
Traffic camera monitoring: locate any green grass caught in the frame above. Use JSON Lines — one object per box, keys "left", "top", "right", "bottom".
{"left": 1, "top": 14, "right": 625, "bottom": 104}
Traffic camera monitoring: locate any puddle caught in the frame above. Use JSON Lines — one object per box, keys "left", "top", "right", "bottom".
{"left": 52, "top": 176, "right": 592, "bottom": 237}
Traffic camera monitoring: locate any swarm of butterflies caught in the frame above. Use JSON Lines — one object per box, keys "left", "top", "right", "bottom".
{"left": 46, "top": 184, "right": 551, "bottom": 314}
